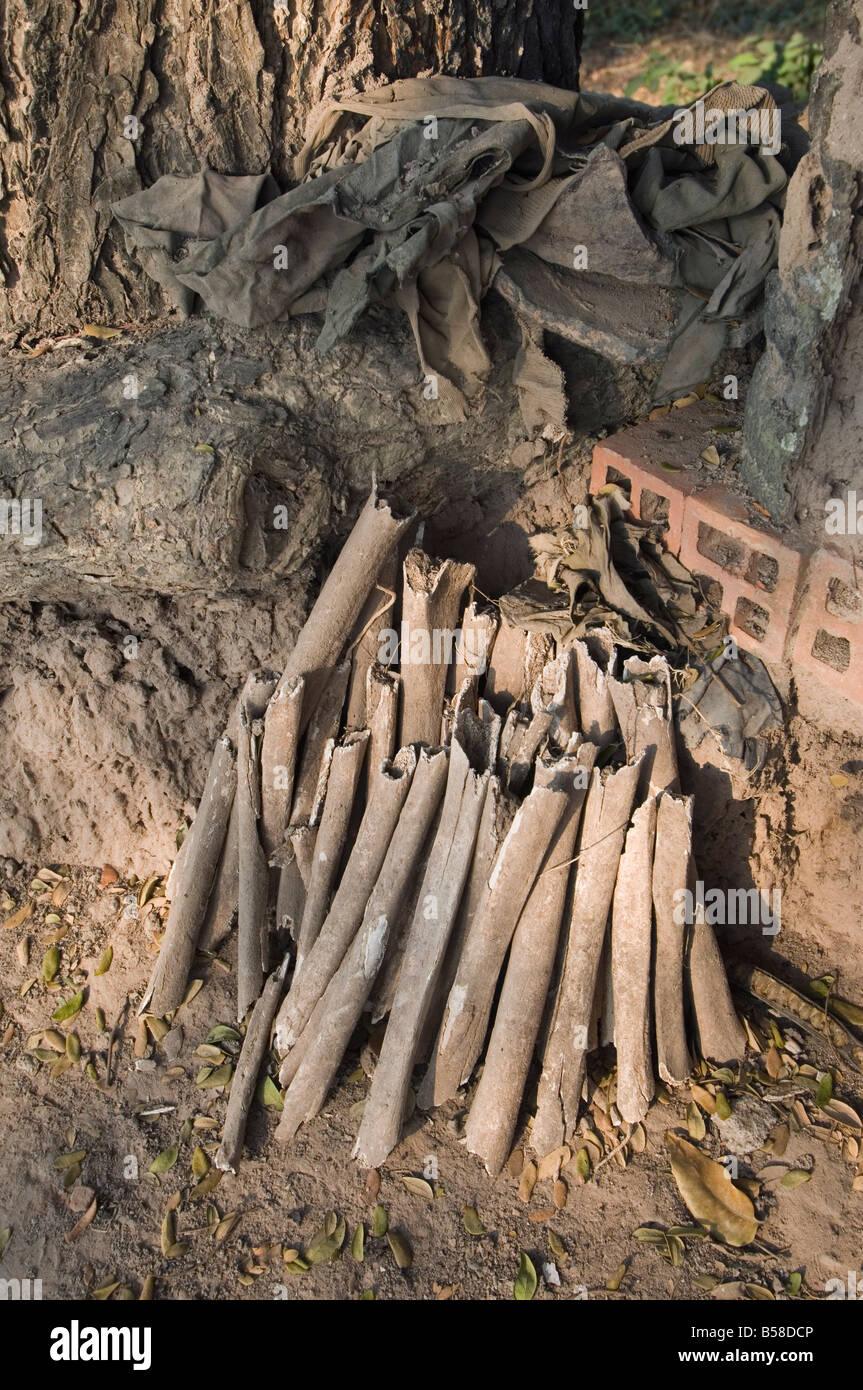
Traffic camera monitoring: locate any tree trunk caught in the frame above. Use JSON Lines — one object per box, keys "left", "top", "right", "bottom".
{"left": 0, "top": 0, "right": 583, "bottom": 335}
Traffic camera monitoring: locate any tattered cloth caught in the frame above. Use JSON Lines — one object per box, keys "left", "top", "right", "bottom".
{"left": 112, "top": 76, "right": 798, "bottom": 426}
{"left": 500, "top": 487, "right": 782, "bottom": 767}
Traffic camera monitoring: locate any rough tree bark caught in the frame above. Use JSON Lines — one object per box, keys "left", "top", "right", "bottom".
{"left": 0, "top": 0, "right": 583, "bottom": 334}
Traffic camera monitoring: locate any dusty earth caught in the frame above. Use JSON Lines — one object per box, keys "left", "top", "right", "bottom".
{"left": 0, "top": 849, "right": 861, "bottom": 1304}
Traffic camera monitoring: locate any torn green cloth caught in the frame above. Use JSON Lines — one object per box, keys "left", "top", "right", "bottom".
{"left": 112, "top": 75, "right": 800, "bottom": 427}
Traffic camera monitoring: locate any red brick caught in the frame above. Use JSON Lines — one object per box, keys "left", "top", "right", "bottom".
{"left": 679, "top": 483, "right": 808, "bottom": 665}
{"left": 792, "top": 548, "right": 863, "bottom": 706}
{"left": 590, "top": 406, "right": 716, "bottom": 552}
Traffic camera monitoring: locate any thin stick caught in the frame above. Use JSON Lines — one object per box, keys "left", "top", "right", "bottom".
{"left": 237, "top": 672, "right": 279, "bottom": 1020}
{"left": 608, "top": 655, "right": 679, "bottom": 799}
{"left": 215, "top": 956, "right": 289, "bottom": 1173}
{"left": 260, "top": 675, "right": 304, "bottom": 860}
{"left": 611, "top": 798, "right": 658, "bottom": 1123}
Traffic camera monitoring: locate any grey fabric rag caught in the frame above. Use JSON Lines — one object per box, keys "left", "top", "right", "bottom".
{"left": 677, "top": 648, "right": 782, "bottom": 769}
{"left": 112, "top": 76, "right": 799, "bottom": 427}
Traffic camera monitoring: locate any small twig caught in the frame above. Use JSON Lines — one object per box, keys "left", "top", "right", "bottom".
{"left": 593, "top": 1124, "right": 634, "bottom": 1174}
{"left": 345, "top": 585, "right": 396, "bottom": 657}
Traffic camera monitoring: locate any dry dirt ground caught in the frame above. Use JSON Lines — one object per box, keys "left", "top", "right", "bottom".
{"left": 0, "top": 720, "right": 861, "bottom": 1304}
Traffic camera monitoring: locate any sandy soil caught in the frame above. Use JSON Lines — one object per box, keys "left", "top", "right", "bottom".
{"left": 1, "top": 709, "right": 861, "bottom": 1304}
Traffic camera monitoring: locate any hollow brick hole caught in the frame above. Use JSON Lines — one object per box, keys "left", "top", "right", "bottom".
{"left": 735, "top": 595, "right": 771, "bottom": 643}
{"left": 825, "top": 576, "right": 862, "bottom": 623}
{"left": 745, "top": 549, "right": 779, "bottom": 593}
{"left": 696, "top": 521, "right": 748, "bottom": 576}
{"left": 640, "top": 488, "right": 670, "bottom": 526}
{"left": 811, "top": 628, "right": 852, "bottom": 673}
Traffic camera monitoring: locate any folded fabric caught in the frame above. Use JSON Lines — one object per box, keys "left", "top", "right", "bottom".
{"left": 113, "top": 75, "right": 800, "bottom": 427}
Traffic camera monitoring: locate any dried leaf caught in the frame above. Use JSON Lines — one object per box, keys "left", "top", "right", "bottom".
{"left": 206, "top": 1025, "right": 243, "bottom": 1046}
{"left": 822, "top": 1098, "right": 862, "bottom": 1130}
{"left": 82, "top": 323, "right": 122, "bottom": 339}
{"left": 351, "top": 1223, "right": 364, "bottom": 1262}
{"left": 686, "top": 1103, "right": 706, "bottom": 1140}
{"left": 507, "top": 1148, "right": 524, "bottom": 1178}
{"left": 606, "top": 1263, "right": 626, "bottom": 1292}
{"left": 256, "top": 1074, "right": 283, "bottom": 1110}
{"left": 386, "top": 1231, "right": 412, "bottom": 1269}
{"left": 666, "top": 1132, "right": 759, "bottom": 1247}
{"left": 137, "top": 874, "right": 161, "bottom": 906}
{"left": 189, "top": 1170, "right": 222, "bottom": 1200}
{"left": 518, "top": 1160, "right": 538, "bottom": 1203}
{"left": 181, "top": 978, "right": 204, "bottom": 1008}
{"left": 42, "top": 946, "right": 60, "bottom": 983}
{"left": 92, "top": 1281, "right": 120, "bottom": 1300}
{"left": 52, "top": 991, "right": 84, "bottom": 1023}
{"left": 780, "top": 1169, "right": 812, "bottom": 1189}
{"left": 548, "top": 1231, "right": 567, "bottom": 1262}
{"left": 197, "top": 1061, "right": 233, "bottom": 1089}
{"left": 0, "top": 1228, "right": 11, "bottom": 1258}
{"left": 95, "top": 947, "right": 113, "bottom": 976}
{"left": 146, "top": 1015, "right": 170, "bottom": 1043}
{"left": 149, "top": 1145, "right": 179, "bottom": 1175}
{"left": 537, "top": 1145, "right": 570, "bottom": 1183}
{"left": 513, "top": 1252, "right": 537, "bottom": 1301}
{"left": 768, "top": 1123, "right": 790, "bottom": 1157}
{"left": 402, "top": 1175, "right": 434, "bottom": 1201}
{"left": 191, "top": 1146, "right": 210, "bottom": 1179}
{"left": 65, "top": 1196, "right": 98, "bottom": 1242}
{"left": 700, "top": 445, "right": 721, "bottom": 466}
{"left": 214, "top": 1212, "right": 241, "bottom": 1243}
{"left": 51, "top": 880, "right": 71, "bottom": 907}
{"left": 462, "top": 1206, "right": 485, "bottom": 1235}
{"left": 715, "top": 1090, "right": 732, "bottom": 1120}
{"left": 371, "top": 1204, "right": 388, "bottom": 1237}
{"left": 2, "top": 902, "right": 32, "bottom": 930}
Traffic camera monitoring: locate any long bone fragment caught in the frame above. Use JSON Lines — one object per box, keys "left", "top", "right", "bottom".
{"left": 464, "top": 739, "right": 597, "bottom": 1174}
{"left": 354, "top": 708, "right": 496, "bottom": 1168}
{"left": 275, "top": 747, "right": 448, "bottom": 1125}
{"left": 531, "top": 756, "right": 643, "bottom": 1156}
